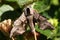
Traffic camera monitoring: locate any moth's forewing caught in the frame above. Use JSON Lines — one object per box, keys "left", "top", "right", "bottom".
{"left": 10, "top": 24, "right": 26, "bottom": 38}
{"left": 37, "top": 15, "right": 54, "bottom": 30}
{"left": 10, "top": 13, "right": 27, "bottom": 38}
{"left": 39, "top": 21, "right": 54, "bottom": 30}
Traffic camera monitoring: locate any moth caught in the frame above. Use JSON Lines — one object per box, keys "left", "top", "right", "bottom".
{"left": 23, "top": 6, "right": 54, "bottom": 40}
{"left": 10, "top": 5, "right": 54, "bottom": 40}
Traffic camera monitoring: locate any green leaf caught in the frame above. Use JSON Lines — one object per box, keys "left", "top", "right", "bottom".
{"left": 16, "top": 0, "right": 35, "bottom": 7}
{"left": 42, "top": 12, "right": 51, "bottom": 19}
{"left": 51, "top": 0, "right": 59, "bottom": 6}
{"left": 6, "top": 0, "right": 17, "bottom": 2}
{"left": 34, "top": 1, "right": 50, "bottom": 13}
{"left": 35, "top": 25, "right": 53, "bottom": 39}
{"left": 0, "top": 4, "right": 14, "bottom": 16}
{"left": 48, "top": 18, "right": 58, "bottom": 27}
{"left": 54, "top": 38, "right": 60, "bottom": 40}
{"left": 6, "top": 0, "right": 37, "bottom": 7}
{"left": 5, "top": 0, "right": 39, "bottom": 8}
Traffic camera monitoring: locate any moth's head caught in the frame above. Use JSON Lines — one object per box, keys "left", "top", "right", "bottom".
{"left": 24, "top": 7, "right": 31, "bottom": 17}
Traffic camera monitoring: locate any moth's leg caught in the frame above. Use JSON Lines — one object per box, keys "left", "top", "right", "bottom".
{"left": 11, "top": 37, "right": 15, "bottom": 40}
{"left": 28, "top": 16, "right": 37, "bottom": 40}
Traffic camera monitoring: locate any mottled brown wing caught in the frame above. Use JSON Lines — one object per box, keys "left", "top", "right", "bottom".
{"left": 33, "top": 10, "right": 54, "bottom": 30}
{"left": 39, "top": 21, "right": 54, "bottom": 30}
{"left": 38, "top": 15, "right": 54, "bottom": 30}
{"left": 10, "top": 13, "right": 27, "bottom": 38}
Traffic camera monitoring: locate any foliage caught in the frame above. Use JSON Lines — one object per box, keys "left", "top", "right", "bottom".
{"left": 0, "top": 0, "right": 60, "bottom": 40}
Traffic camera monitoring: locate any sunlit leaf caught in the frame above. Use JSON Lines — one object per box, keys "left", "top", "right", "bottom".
{"left": 54, "top": 38, "right": 60, "bottom": 40}
{"left": 0, "top": 4, "right": 14, "bottom": 16}
{"left": 48, "top": 18, "right": 58, "bottom": 27}
{"left": 51, "top": 0, "right": 59, "bottom": 5}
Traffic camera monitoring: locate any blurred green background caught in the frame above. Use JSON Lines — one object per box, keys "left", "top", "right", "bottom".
{"left": 0, "top": 0, "right": 60, "bottom": 40}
